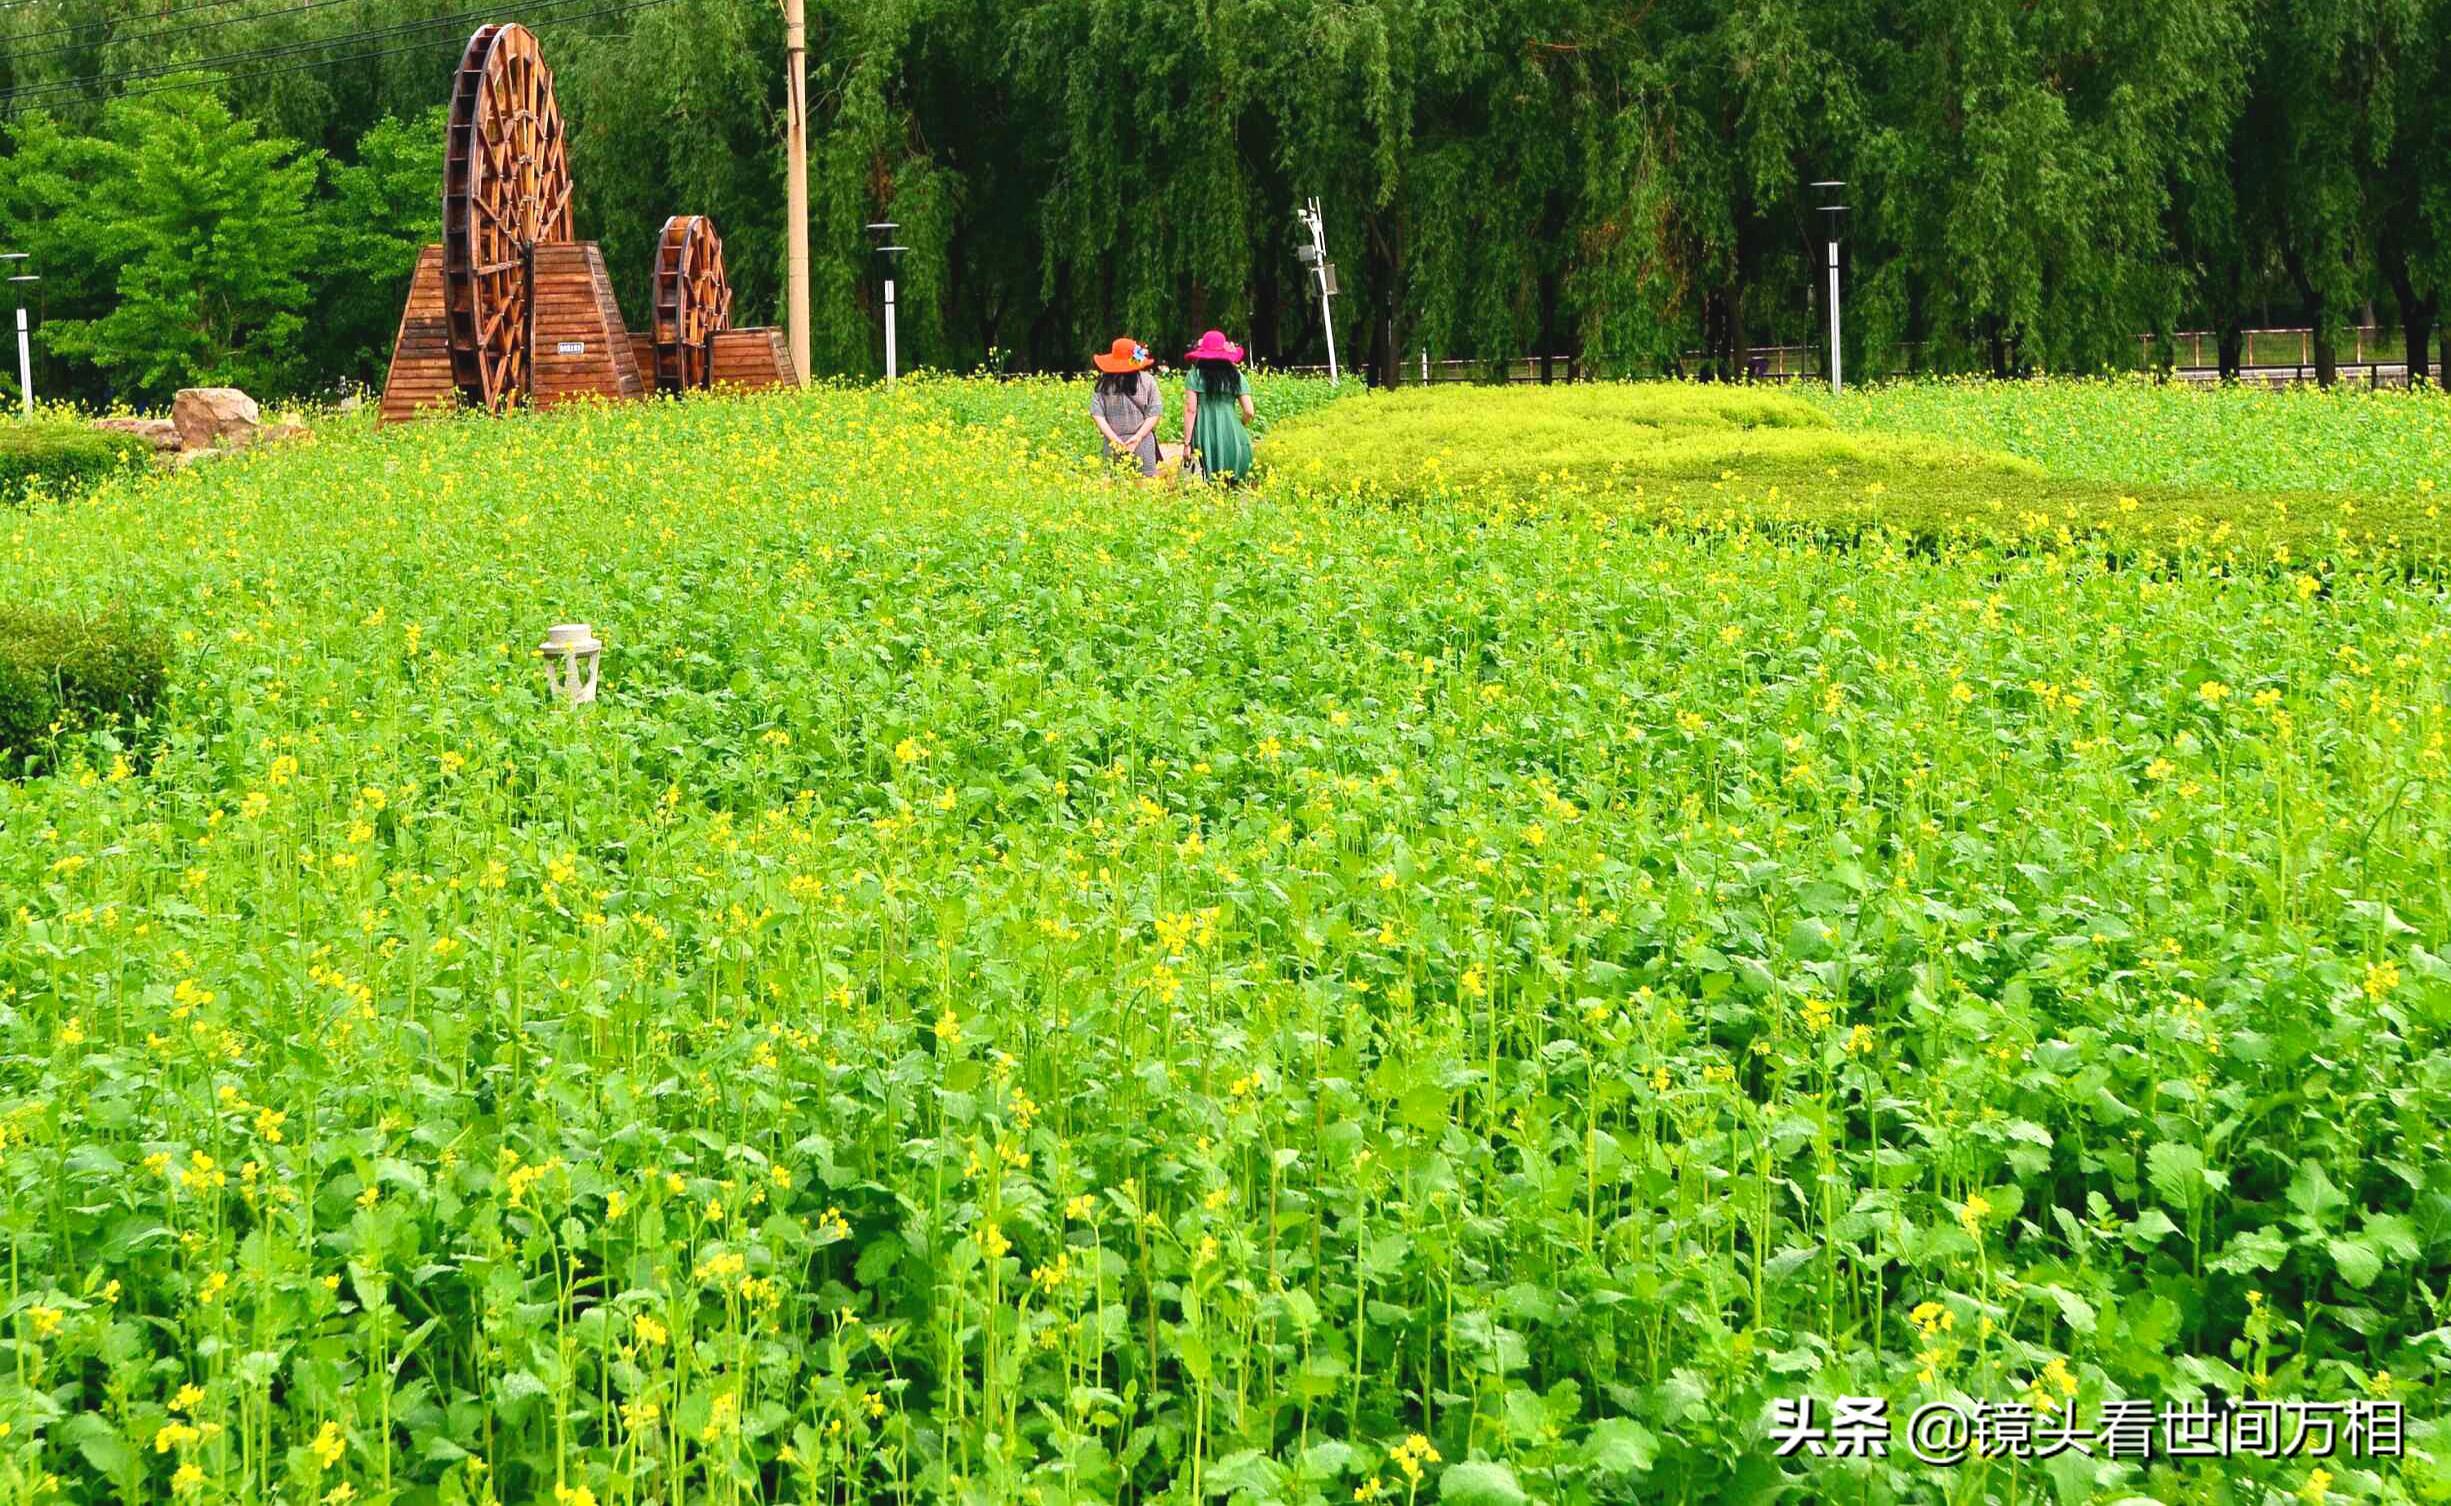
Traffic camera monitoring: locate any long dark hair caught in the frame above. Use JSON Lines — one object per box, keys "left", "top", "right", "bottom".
{"left": 1192, "top": 358, "right": 1240, "bottom": 398}
{"left": 1096, "top": 368, "right": 1143, "bottom": 398}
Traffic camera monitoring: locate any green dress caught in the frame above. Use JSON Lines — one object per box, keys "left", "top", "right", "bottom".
{"left": 1186, "top": 368, "right": 1254, "bottom": 481}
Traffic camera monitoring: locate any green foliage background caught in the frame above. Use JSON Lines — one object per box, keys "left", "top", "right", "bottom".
{"left": 2, "top": 0, "right": 2449, "bottom": 401}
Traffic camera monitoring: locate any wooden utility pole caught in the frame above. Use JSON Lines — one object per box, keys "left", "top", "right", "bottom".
{"left": 783, "top": 0, "right": 810, "bottom": 384}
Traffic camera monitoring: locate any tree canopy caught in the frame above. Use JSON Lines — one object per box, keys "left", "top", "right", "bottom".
{"left": 2, "top": 0, "right": 2446, "bottom": 403}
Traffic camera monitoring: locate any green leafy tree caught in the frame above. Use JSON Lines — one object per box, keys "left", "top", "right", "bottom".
{"left": 17, "top": 88, "right": 322, "bottom": 399}
{"left": 311, "top": 108, "right": 446, "bottom": 392}
{"left": 2366, "top": 0, "right": 2450, "bottom": 385}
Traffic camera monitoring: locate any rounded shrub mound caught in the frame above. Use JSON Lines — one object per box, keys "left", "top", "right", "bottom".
{"left": 1260, "top": 381, "right": 2040, "bottom": 506}
{"left": 0, "top": 605, "right": 169, "bottom": 773}
{"left": 0, "top": 422, "right": 153, "bottom": 505}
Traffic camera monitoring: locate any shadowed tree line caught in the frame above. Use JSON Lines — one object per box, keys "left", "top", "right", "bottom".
{"left": 2, "top": 0, "right": 2446, "bottom": 402}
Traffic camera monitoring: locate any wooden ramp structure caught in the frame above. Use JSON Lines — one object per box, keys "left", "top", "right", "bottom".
{"left": 531, "top": 243, "right": 646, "bottom": 405}
{"left": 711, "top": 329, "right": 795, "bottom": 388}
{"left": 379, "top": 23, "right": 795, "bottom": 423}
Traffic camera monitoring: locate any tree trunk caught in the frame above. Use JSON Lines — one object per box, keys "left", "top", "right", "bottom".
{"left": 1364, "top": 212, "right": 1400, "bottom": 389}
{"left": 2218, "top": 322, "right": 2243, "bottom": 382}
{"left": 2286, "top": 253, "right": 2336, "bottom": 388}
{"left": 1710, "top": 277, "right": 1744, "bottom": 382}
{"left": 1538, "top": 267, "right": 1560, "bottom": 385}
{"left": 1254, "top": 271, "right": 1282, "bottom": 368}
{"left": 2389, "top": 263, "right": 2435, "bottom": 388}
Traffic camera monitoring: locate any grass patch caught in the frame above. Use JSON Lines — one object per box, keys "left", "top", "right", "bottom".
{"left": 1828, "top": 372, "right": 2451, "bottom": 495}
{"left": 1264, "top": 381, "right": 2448, "bottom": 562}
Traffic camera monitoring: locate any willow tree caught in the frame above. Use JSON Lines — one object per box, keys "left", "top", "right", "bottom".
{"left": 1849, "top": 0, "right": 2250, "bottom": 375}
{"left": 2366, "top": 0, "right": 2450, "bottom": 385}
{"left": 555, "top": 0, "right": 788, "bottom": 334}
{"left": 2236, "top": 0, "right": 2400, "bottom": 385}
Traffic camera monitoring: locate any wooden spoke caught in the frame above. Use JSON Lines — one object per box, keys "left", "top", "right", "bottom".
{"left": 647, "top": 215, "right": 734, "bottom": 394}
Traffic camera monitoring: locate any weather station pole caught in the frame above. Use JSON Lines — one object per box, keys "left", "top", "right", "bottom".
{"left": 866, "top": 224, "right": 907, "bottom": 384}
{"left": 1298, "top": 198, "right": 1340, "bottom": 386}
{"left": 1811, "top": 182, "right": 1848, "bottom": 395}
{"left": 3, "top": 254, "right": 34, "bottom": 417}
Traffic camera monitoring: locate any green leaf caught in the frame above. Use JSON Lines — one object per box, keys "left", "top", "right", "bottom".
{"left": 65, "top": 1420, "right": 135, "bottom": 1481}
{"left": 1397, "top": 1082, "right": 1451, "bottom": 1134}
{"left": 2327, "top": 1236, "right": 2383, "bottom": 1289}
{"left": 2038, "top": 1284, "right": 2097, "bottom": 1335}
{"left": 2128, "top": 1208, "right": 2181, "bottom": 1244}
{"left": 2287, "top": 1159, "right": 2346, "bottom": 1224}
{"left": 1297, "top": 1440, "right": 1358, "bottom": 1481}
{"left": 2145, "top": 1141, "right": 2216, "bottom": 1212}
{"left": 855, "top": 1235, "right": 902, "bottom": 1285}
{"left": 1438, "top": 1461, "right": 1528, "bottom": 1506}
{"left": 1173, "top": 1327, "right": 1212, "bottom": 1384}
{"left": 2209, "top": 1227, "right": 2288, "bottom": 1275}
{"left": 1583, "top": 1417, "right": 1659, "bottom": 1475}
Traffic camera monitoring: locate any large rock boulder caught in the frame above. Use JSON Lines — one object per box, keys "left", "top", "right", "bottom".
{"left": 91, "top": 416, "right": 181, "bottom": 453}
{"left": 171, "top": 387, "right": 261, "bottom": 451}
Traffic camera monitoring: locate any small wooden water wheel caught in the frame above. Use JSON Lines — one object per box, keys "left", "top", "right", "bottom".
{"left": 648, "top": 215, "right": 735, "bottom": 393}
{"left": 441, "top": 22, "right": 575, "bottom": 410}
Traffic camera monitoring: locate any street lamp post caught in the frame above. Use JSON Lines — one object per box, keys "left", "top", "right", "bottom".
{"left": 865, "top": 223, "right": 908, "bottom": 384}
{"left": 1810, "top": 182, "right": 1848, "bottom": 395}
{"left": 1296, "top": 198, "right": 1340, "bottom": 386}
{"left": 2, "top": 254, "right": 33, "bottom": 417}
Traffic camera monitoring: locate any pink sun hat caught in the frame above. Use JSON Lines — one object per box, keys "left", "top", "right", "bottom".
{"left": 1182, "top": 329, "right": 1246, "bottom": 365}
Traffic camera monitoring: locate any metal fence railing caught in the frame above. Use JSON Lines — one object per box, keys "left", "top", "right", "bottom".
{"left": 1283, "top": 327, "right": 2425, "bottom": 386}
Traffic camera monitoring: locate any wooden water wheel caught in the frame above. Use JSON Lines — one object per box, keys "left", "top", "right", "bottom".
{"left": 442, "top": 23, "right": 575, "bottom": 410}
{"left": 648, "top": 215, "right": 735, "bottom": 393}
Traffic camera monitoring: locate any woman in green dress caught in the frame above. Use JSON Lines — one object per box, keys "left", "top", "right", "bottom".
{"left": 1179, "top": 329, "right": 1255, "bottom": 483}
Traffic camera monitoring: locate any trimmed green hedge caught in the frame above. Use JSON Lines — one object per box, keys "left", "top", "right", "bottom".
{"left": 0, "top": 423, "right": 153, "bottom": 505}
{"left": 0, "top": 606, "right": 169, "bottom": 773}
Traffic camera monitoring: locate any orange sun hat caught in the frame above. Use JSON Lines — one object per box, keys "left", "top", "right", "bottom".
{"left": 1093, "top": 337, "right": 1155, "bottom": 373}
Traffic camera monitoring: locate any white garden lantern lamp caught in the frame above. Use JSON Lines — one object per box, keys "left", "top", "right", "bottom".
{"left": 537, "top": 623, "right": 603, "bottom": 706}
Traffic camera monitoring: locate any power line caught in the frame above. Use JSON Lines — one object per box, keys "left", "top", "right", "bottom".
{"left": 15, "top": 0, "right": 671, "bottom": 104}
{"left": 3, "top": 0, "right": 268, "bottom": 51}
{"left": 0, "top": 0, "right": 661, "bottom": 104}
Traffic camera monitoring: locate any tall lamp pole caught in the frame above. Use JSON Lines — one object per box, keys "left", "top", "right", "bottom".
{"left": 865, "top": 223, "right": 907, "bottom": 384}
{"left": 1810, "top": 182, "right": 1848, "bottom": 395}
{"left": 2, "top": 255, "right": 34, "bottom": 417}
{"left": 1296, "top": 198, "right": 1340, "bottom": 386}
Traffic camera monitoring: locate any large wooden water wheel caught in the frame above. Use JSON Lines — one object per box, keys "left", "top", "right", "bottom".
{"left": 648, "top": 215, "right": 735, "bottom": 393}
{"left": 442, "top": 23, "right": 575, "bottom": 411}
